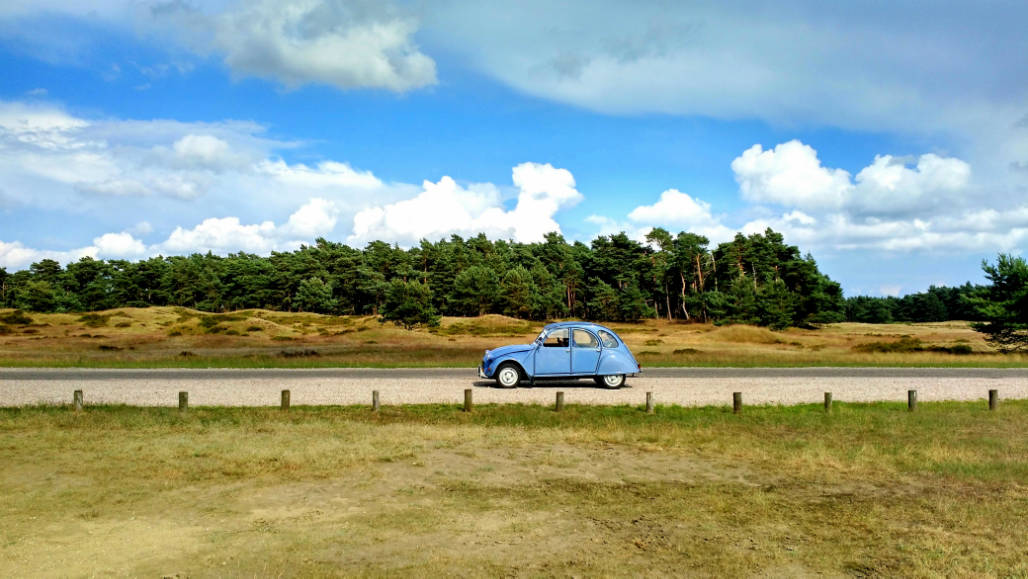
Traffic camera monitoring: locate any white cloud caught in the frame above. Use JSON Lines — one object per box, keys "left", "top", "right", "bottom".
{"left": 93, "top": 232, "right": 146, "bottom": 257}
{"left": 850, "top": 154, "right": 971, "bottom": 216}
{"left": 283, "top": 197, "right": 340, "bottom": 238}
{"left": 732, "top": 140, "right": 973, "bottom": 217}
{"left": 624, "top": 188, "right": 734, "bottom": 243}
{"left": 732, "top": 141, "right": 851, "bottom": 210}
{"left": 348, "top": 162, "right": 582, "bottom": 246}
{"left": 0, "top": 230, "right": 147, "bottom": 270}
{"left": 149, "top": 0, "right": 436, "bottom": 92}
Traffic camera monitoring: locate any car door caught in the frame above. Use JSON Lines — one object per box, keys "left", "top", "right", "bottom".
{"left": 534, "top": 328, "right": 571, "bottom": 375}
{"left": 571, "top": 328, "right": 601, "bottom": 374}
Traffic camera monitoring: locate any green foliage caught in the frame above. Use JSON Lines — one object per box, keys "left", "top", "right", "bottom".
{"left": 381, "top": 279, "right": 440, "bottom": 330}
{"left": 294, "top": 277, "right": 336, "bottom": 313}
{"left": 0, "top": 310, "right": 33, "bottom": 325}
{"left": 970, "top": 254, "right": 1028, "bottom": 352}
{"left": 0, "top": 228, "right": 857, "bottom": 328}
{"left": 854, "top": 337, "right": 974, "bottom": 355}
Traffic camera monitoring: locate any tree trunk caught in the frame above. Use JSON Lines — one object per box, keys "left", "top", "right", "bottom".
{"left": 664, "top": 283, "right": 672, "bottom": 321}
{"left": 695, "top": 254, "right": 705, "bottom": 291}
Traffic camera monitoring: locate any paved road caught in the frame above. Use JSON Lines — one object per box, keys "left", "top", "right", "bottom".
{"left": 2, "top": 367, "right": 1026, "bottom": 408}
{"left": 4, "top": 367, "right": 1028, "bottom": 381}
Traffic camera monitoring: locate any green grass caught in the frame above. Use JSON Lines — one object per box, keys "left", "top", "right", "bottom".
{"left": 2, "top": 401, "right": 1026, "bottom": 576}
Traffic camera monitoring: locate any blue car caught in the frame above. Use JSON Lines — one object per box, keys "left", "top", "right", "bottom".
{"left": 478, "top": 321, "right": 641, "bottom": 388}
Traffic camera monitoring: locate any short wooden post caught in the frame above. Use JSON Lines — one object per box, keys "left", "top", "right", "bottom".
{"left": 989, "top": 389, "right": 998, "bottom": 411}
{"left": 280, "top": 389, "right": 290, "bottom": 410}
{"left": 73, "top": 390, "right": 83, "bottom": 412}
{"left": 463, "top": 389, "right": 473, "bottom": 413}
{"left": 555, "top": 391, "right": 564, "bottom": 412}
{"left": 372, "top": 390, "right": 380, "bottom": 412}
{"left": 733, "top": 392, "right": 742, "bottom": 414}
{"left": 907, "top": 389, "right": 917, "bottom": 412}
{"left": 178, "top": 391, "right": 188, "bottom": 413}
{"left": 824, "top": 392, "right": 833, "bottom": 413}
{"left": 645, "top": 391, "right": 654, "bottom": 414}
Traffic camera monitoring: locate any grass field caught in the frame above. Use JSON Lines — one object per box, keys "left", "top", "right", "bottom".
{"left": 2, "top": 401, "right": 1026, "bottom": 576}
{"left": 1, "top": 306, "right": 1026, "bottom": 368}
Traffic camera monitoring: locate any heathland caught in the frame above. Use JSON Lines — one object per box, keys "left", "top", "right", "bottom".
{"left": 1, "top": 306, "right": 1025, "bottom": 368}
{"left": 2, "top": 402, "right": 1026, "bottom": 576}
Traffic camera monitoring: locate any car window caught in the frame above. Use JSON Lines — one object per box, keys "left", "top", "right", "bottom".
{"left": 598, "top": 330, "right": 619, "bottom": 348}
{"left": 542, "top": 328, "right": 569, "bottom": 348}
{"left": 573, "top": 329, "right": 598, "bottom": 348}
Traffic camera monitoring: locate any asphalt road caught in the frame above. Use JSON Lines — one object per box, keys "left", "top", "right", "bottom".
{"left": 1, "top": 367, "right": 1026, "bottom": 408}
{"left": 3, "top": 367, "right": 1028, "bottom": 381}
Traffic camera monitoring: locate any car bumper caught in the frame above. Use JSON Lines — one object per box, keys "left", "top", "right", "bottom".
{"left": 478, "top": 364, "right": 488, "bottom": 379}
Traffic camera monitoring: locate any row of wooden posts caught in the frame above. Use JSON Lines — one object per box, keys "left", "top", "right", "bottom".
{"left": 69, "top": 388, "right": 1002, "bottom": 413}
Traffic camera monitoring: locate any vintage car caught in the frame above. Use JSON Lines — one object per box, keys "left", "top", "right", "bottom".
{"left": 477, "top": 321, "right": 641, "bottom": 388}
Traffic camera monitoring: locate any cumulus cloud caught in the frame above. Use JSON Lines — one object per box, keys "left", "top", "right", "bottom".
{"left": 729, "top": 140, "right": 1028, "bottom": 255}
{"left": 732, "top": 140, "right": 972, "bottom": 218}
{"left": 625, "top": 189, "right": 734, "bottom": 243}
{"left": 149, "top": 0, "right": 436, "bottom": 92}
{"left": 348, "top": 162, "right": 582, "bottom": 246}
{"left": 732, "top": 141, "right": 852, "bottom": 210}
{"left": 0, "top": 197, "right": 346, "bottom": 270}
{"left": 0, "top": 230, "right": 148, "bottom": 271}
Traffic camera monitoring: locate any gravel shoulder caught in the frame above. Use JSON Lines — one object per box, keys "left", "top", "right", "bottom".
{"left": 2, "top": 368, "right": 1026, "bottom": 407}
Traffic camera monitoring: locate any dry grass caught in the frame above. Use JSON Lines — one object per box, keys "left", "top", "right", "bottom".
{"left": 0, "top": 307, "right": 1025, "bottom": 368}
{"left": 1, "top": 401, "right": 1026, "bottom": 576}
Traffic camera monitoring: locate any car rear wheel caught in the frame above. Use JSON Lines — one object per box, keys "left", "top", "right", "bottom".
{"left": 495, "top": 363, "right": 522, "bottom": 388}
{"left": 595, "top": 374, "right": 625, "bottom": 388}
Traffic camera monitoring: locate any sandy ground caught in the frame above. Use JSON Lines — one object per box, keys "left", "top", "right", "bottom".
{"left": 1, "top": 368, "right": 1025, "bottom": 407}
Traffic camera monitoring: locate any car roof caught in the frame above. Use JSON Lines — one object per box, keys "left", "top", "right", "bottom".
{"left": 542, "top": 321, "right": 615, "bottom": 333}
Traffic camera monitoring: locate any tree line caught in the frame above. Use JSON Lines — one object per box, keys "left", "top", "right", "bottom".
{"left": 0, "top": 228, "right": 846, "bottom": 329}
{"left": 843, "top": 284, "right": 986, "bottom": 324}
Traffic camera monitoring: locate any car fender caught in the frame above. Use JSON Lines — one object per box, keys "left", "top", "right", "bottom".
{"left": 492, "top": 349, "right": 533, "bottom": 376}
{"left": 596, "top": 351, "right": 639, "bottom": 375}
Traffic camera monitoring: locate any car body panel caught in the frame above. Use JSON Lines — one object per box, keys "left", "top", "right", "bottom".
{"left": 479, "top": 322, "right": 640, "bottom": 384}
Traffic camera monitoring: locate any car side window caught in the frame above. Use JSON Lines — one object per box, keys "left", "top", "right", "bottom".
{"left": 573, "top": 329, "right": 598, "bottom": 348}
{"left": 542, "top": 328, "right": 569, "bottom": 348}
{"left": 598, "top": 330, "right": 618, "bottom": 348}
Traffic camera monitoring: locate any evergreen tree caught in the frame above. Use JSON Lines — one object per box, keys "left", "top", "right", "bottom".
{"left": 381, "top": 279, "right": 440, "bottom": 330}
{"left": 970, "top": 254, "right": 1028, "bottom": 352}
{"left": 294, "top": 277, "right": 336, "bottom": 313}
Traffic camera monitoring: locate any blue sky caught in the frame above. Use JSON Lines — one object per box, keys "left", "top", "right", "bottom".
{"left": 1, "top": 1, "right": 1026, "bottom": 296}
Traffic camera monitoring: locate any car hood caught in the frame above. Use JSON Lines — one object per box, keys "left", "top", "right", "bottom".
{"left": 486, "top": 343, "right": 535, "bottom": 358}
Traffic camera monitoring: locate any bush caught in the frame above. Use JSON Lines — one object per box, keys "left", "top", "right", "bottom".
{"left": 1, "top": 310, "right": 33, "bottom": 325}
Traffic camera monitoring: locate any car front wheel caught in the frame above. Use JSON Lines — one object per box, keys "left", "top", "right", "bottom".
{"left": 495, "top": 363, "right": 522, "bottom": 388}
{"left": 595, "top": 374, "right": 625, "bottom": 388}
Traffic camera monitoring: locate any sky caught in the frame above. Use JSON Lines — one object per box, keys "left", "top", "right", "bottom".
{"left": 1, "top": 1, "right": 1027, "bottom": 296}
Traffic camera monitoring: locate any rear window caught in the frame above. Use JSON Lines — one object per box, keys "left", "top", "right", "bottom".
{"left": 598, "top": 330, "right": 618, "bottom": 348}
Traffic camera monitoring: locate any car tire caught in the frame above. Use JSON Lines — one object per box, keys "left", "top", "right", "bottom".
{"left": 596, "top": 374, "right": 625, "bottom": 388}
{"left": 495, "top": 363, "right": 522, "bottom": 388}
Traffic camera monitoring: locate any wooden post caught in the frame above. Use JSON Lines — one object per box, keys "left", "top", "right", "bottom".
{"left": 372, "top": 390, "right": 380, "bottom": 412}
{"left": 645, "top": 391, "right": 654, "bottom": 414}
{"left": 907, "top": 389, "right": 917, "bottom": 412}
{"left": 280, "top": 389, "right": 290, "bottom": 410}
{"left": 555, "top": 391, "right": 564, "bottom": 412}
{"left": 73, "top": 390, "right": 83, "bottom": 412}
{"left": 464, "top": 389, "right": 473, "bottom": 413}
{"left": 178, "top": 391, "right": 188, "bottom": 413}
{"left": 733, "top": 392, "right": 742, "bottom": 414}
{"left": 824, "top": 392, "right": 833, "bottom": 413}
{"left": 989, "top": 389, "right": 998, "bottom": 411}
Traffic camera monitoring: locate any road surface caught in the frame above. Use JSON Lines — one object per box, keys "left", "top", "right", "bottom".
{"left": 1, "top": 367, "right": 1025, "bottom": 407}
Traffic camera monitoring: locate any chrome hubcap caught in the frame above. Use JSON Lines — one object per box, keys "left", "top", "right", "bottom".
{"left": 499, "top": 367, "right": 518, "bottom": 386}
{"left": 603, "top": 375, "right": 623, "bottom": 387}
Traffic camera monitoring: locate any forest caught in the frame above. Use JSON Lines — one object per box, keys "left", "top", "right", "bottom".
{"left": 0, "top": 227, "right": 995, "bottom": 329}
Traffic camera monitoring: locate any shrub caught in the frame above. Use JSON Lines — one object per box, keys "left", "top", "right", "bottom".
{"left": 0, "top": 310, "right": 33, "bottom": 325}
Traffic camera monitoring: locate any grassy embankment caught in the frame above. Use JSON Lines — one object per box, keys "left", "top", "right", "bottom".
{"left": 1, "top": 306, "right": 1025, "bottom": 368}
{"left": 1, "top": 401, "right": 1026, "bottom": 576}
